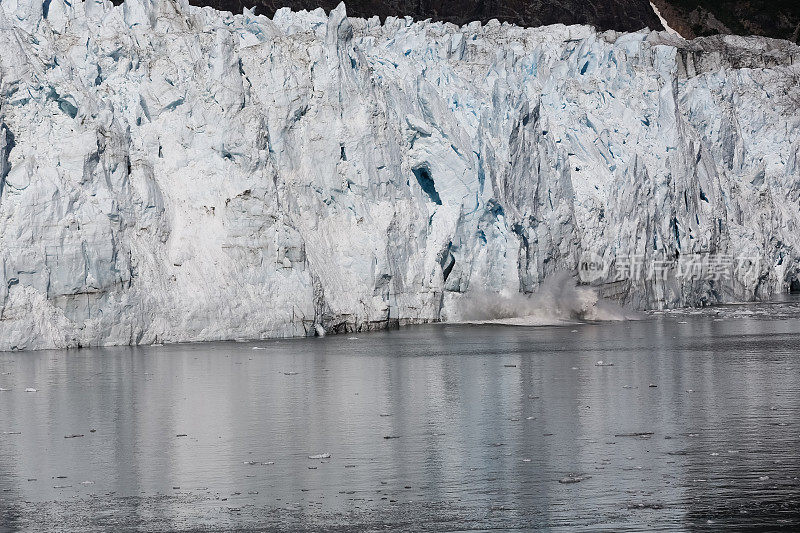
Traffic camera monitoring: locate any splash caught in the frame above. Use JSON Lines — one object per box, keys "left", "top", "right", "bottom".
{"left": 451, "top": 273, "right": 638, "bottom": 325}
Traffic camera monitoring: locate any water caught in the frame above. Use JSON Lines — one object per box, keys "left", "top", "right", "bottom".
{"left": 1, "top": 300, "right": 799, "bottom": 531}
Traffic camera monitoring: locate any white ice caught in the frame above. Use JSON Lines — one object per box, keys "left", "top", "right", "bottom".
{"left": 0, "top": 1, "right": 799, "bottom": 350}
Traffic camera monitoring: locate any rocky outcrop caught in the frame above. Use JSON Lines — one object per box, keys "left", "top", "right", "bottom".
{"left": 652, "top": 0, "right": 800, "bottom": 43}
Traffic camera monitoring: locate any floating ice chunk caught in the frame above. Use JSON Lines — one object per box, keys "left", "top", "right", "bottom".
{"left": 308, "top": 453, "right": 331, "bottom": 459}
{"left": 627, "top": 501, "right": 665, "bottom": 510}
{"left": 614, "top": 432, "right": 654, "bottom": 439}
{"left": 559, "top": 474, "right": 592, "bottom": 484}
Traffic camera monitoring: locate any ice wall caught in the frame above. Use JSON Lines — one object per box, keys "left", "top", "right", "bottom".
{"left": 0, "top": 0, "right": 798, "bottom": 350}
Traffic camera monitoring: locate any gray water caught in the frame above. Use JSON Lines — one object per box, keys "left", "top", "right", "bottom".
{"left": 1, "top": 300, "right": 799, "bottom": 531}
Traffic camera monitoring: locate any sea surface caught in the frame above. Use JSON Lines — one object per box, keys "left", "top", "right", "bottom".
{"left": 1, "top": 299, "right": 799, "bottom": 531}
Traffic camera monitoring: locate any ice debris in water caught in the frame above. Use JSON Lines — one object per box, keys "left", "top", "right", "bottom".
{"left": 614, "top": 432, "right": 654, "bottom": 439}
{"left": 559, "top": 474, "right": 592, "bottom": 484}
{"left": 308, "top": 453, "right": 331, "bottom": 459}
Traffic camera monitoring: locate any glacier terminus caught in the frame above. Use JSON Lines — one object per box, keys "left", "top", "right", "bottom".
{"left": 0, "top": 0, "right": 799, "bottom": 350}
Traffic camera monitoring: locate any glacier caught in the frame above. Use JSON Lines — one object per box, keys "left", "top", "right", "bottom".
{"left": 0, "top": 0, "right": 799, "bottom": 350}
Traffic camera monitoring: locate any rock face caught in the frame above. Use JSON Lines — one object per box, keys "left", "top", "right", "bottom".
{"left": 0, "top": 0, "right": 799, "bottom": 350}
{"left": 651, "top": 0, "right": 800, "bottom": 44}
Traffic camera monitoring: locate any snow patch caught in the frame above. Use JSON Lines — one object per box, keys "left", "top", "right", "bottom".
{"left": 650, "top": 2, "right": 682, "bottom": 38}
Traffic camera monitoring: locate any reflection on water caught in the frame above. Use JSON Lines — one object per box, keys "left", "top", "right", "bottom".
{"left": 0, "top": 302, "right": 799, "bottom": 531}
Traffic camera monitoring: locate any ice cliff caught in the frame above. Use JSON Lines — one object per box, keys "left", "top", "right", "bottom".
{"left": 0, "top": 0, "right": 799, "bottom": 350}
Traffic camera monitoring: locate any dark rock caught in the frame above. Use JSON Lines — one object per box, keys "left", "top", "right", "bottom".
{"left": 653, "top": 0, "right": 800, "bottom": 43}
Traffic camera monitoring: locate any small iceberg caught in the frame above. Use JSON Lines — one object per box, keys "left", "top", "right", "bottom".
{"left": 559, "top": 474, "right": 592, "bottom": 484}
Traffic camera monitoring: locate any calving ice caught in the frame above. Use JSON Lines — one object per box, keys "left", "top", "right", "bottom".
{"left": 0, "top": 0, "right": 799, "bottom": 350}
